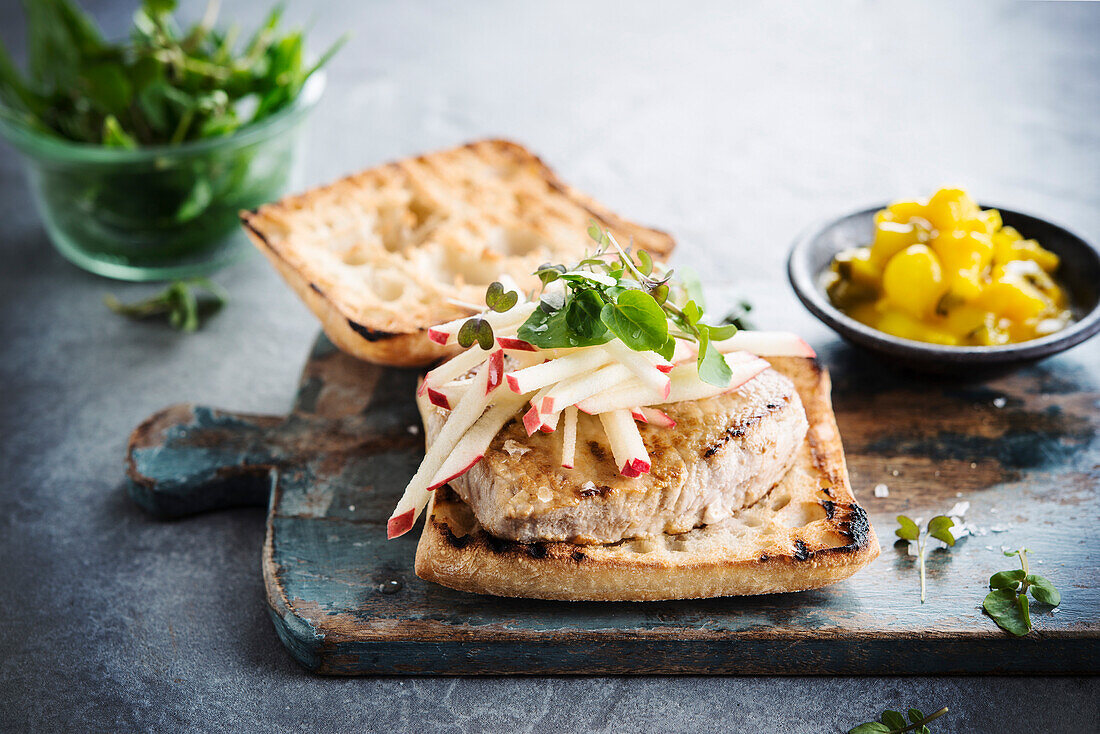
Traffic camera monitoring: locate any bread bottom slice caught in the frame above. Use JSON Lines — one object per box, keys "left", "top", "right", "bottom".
{"left": 414, "top": 357, "right": 879, "bottom": 601}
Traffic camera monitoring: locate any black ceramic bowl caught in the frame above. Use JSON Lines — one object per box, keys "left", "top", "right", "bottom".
{"left": 788, "top": 204, "right": 1100, "bottom": 372}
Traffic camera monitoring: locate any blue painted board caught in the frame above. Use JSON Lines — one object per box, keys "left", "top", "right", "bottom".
{"left": 126, "top": 334, "right": 1100, "bottom": 674}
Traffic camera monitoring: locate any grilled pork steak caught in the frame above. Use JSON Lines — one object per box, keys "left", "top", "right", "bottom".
{"left": 424, "top": 368, "right": 809, "bottom": 544}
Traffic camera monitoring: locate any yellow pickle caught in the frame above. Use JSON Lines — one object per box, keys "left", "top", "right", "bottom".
{"left": 824, "top": 188, "right": 1073, "bottom": 346}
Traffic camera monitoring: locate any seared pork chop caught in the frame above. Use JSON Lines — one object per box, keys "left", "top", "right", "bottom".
{"left": 424, "top": 367, "right": 809, "bottom": 544}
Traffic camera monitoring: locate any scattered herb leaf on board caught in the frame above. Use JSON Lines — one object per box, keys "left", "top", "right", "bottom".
{"left": 105, "top": 278, "right": 227, "bottom": 331}
{"left": 895, "top": 514, "right": 956, "bottom": 603}
{"left": 983, "top": 548, "right": 1061, "bottom": 636}
{"left": 0, "top": 0, "right": 345, "bottom": 146}
{"left": 849, "top": 705, "right": 949, "bottom": 734}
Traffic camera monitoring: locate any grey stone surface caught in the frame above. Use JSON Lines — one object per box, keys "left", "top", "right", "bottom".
{"left": 1, "top": 1, "right": 1098, "bottom": 732}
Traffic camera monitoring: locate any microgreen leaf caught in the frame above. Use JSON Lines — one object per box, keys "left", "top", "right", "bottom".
{"left": 485, "top": 281, "right": 519, "bottom": 313}
{"left": 457, "top": 317, "right": 495, "bottom": 350}
{"left": 895, "top": 515, "right": 920, "bottom": 542}
{"left": 696, "top": 325, "right": 733, "bottom": 387}
{"left": 989, "top": 569, "right": 1025, "bottom": 590}
{"left": 983, "top": 548, "right": 1060, "bottom": 636}
{"left": 896, "top": 511, "right": 965, "bottom": 603}
{"left": 1027, "top": 574, "right": 1060, "bottom": 606}
{"left": 104, "top": 277, "right": 226, "bottom": 332}
{"left": 984, "top": 589, "right": 1029, "bottom": 636}
{"left": 683, "top": 300, "right": 703, "bottom": 326}
{"left": 881, "top": 711, "right": 906, "bottom": 730}
{"left": 848, "top": 705, "right": 948, "bottom": 734}
{"left": 706, "top": 323, "right": 738, "bottom": 341}
{"left": 849, "top": 724, "right": 890, "bottom": 734}
{"left": 680, "top": 265, "right": 705, "bottom": 311}
{"left": 600, "top": 290, "right": 668, "bottom": 351}
{"left": 636, "top": 249, "right": 653, "bottom": 276}
{"left": 927, "top": 515, "right": 955, "bottom": 546}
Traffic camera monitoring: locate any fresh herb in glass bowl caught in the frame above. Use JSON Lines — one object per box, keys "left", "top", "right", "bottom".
{"left": 0, "top": 0, "right": 344, "bottom": 281}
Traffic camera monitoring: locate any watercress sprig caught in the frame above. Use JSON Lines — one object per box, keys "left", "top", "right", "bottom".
{"left": 983, "top": 548, "right": 1061, "bottom": 636}
{"left": 511, "top": 224, "right": 738, "bottom": 386}
{"left": 849, "top": 706, "right": 949, "bottom": 734}
{"left": 105, "top": 277, "right": 227, "bottom": 331}
{"left": 895, "top": 514, "right": 956, "bottom": 603}
{"left": 0, "top": 0, "right": 345, "bottom": 146}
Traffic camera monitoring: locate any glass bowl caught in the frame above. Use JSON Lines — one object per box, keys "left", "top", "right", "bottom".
{"left": 0, "top": 74, "right": 324, "bottom": 281}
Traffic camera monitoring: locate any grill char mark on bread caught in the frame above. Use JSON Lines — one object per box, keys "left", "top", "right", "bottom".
{"left": 414, "top": 357, "right": 880, "bottom": 601}
{"left": 427, "top": 368, "right": 809, "bottom": 545}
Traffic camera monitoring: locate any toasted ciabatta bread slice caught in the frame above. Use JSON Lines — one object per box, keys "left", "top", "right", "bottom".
{"left": 414, "top": 357, "right": 879, "bottom": 601}
{"left": 240, "top": 139, "right": 675, "bottom": 367}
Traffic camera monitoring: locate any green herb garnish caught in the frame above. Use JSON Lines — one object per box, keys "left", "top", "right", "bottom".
{"left": 105, "top": 277, "right": 226, "bottom": 331}
{"left": 895, "top": 514, "right": 956, "bottom": 603}
{"left": 849, "top": 706, "right": 949, "bottom": 734}
{"left": 0, "top": 0, "right": 344, "bottom": 146}
{"left": 983, "top": 548, "right": 1061, "bottom": 636}
{"left": 486, "top": 224, "right": 738, "bottom": 385}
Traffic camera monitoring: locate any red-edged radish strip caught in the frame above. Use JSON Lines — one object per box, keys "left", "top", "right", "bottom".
{"left": 601, "top": 340, "right": 671, "bottom": 394}
{"left": 713, "top": 330, "right": 816, "bottom": 358}
{"left": 426, "top": 392, "right": 529, "bottom": 490}
{"left": 575, "top": 353, "right": 768, "bottom": 414}
{"left": 540, "top": 363, "right": 634, "bottom": 414}
{"left": 496, "top": 336, "right": 537, "bottom": 351}
{"left": 388, "top": 360, "right": 497, "bottom": 538}
{"left": 638, "top": 406, "right": 676, "bottom": 428}
{"left": 560, "top": 406, "right": 578, "bottom": 469}
{"left": 422, "top": 346, "right": 491, "bottom": 393}
{"left": 426, "top": 303, "right": 536, "bottom": 346}
{"left": 540, "top": 410, "right": 561, "bottom": 433}
{"left": 599, "top": 409, "right": 651, "bottom": 477}
{"left": 666, "top": 353, "right": 769, "bottom": 403}
{"left": 426, "top": 381, "right": 471, "bottom": 410}
{"left": 630, "top": 408, "right": 648, "bottom": 423}
{"left": 505, "top": 348, "right": 612, "bottom": 394}
{"left": 485, "top": 349, "right": 505, "bottom": 393}
{"left": 522, "top": 405, "right": 543, "bottom": 436}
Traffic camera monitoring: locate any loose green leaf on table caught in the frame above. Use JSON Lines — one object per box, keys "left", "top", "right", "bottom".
{"left": 848, "top": 705, "right": 948, "bottom": 734}
{"left": 983, "top": 548, "right": 1061, "bottom": 636}
{"left": 105, "top": 278, "right": 227, "bottom": 332}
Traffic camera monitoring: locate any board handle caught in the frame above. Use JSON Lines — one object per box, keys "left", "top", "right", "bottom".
{"left": 126, "top": 404, "right": 286, "bottom": 518}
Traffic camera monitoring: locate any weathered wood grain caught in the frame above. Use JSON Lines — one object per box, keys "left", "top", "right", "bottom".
{"left": 126, "top": 334, "right": 1100, "bottom": 675}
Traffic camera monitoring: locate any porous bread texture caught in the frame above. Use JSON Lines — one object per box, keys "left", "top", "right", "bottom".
{"left": 414, "top": 357, "right": 880, "bottom": 601}
{"left": 241, "top": 139, "right": 675, "bottom": 367}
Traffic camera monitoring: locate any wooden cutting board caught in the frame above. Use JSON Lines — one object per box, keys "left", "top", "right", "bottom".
{"left": 125, "top": 334, "right": 1099, "bottom": 675}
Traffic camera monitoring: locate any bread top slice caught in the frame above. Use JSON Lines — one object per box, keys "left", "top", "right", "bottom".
{"left": 241, "top": 139, "right": 675, "bottom": 366}
{"left": 414, "top": 357, "right": 880, "bottom": 601}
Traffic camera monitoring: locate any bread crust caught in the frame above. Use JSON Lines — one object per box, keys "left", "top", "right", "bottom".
{"left": 414, "top": 357, "right": 880, "bottom": 601}
{"left": 241, "top": 139, "right": 675, "bottom": 367}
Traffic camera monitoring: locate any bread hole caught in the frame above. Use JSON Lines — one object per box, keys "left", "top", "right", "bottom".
{"left": 341, "top": 249, "right": 371, "bottom": 266}
{"left": 440, "top": 249, "right": 499, "bottom": 286}
{"left": 372, "top": 276, "right": 406, "bottom": 302}
{"left": 375, "top": 204, "right": 415, "bottom": 253}
{"left": 770, "top": 492, "right": 792, "bottom": 512}
{"left": 740, "top": 516, "right": 763, "bottom": 528}
{"left": 408, "top": 194, "right": 438, "bottom": 229}
{"left": 666, "top": 539, "right": 689, "bottom": 552}
{"left": 626, "top": 538, "right": 659, "bottom": 554}
{"left": 486, "top": 227, "right": 551, "bottom": 258}
{"left": 778, "top": 501, "right": 828, "bottom": 528}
